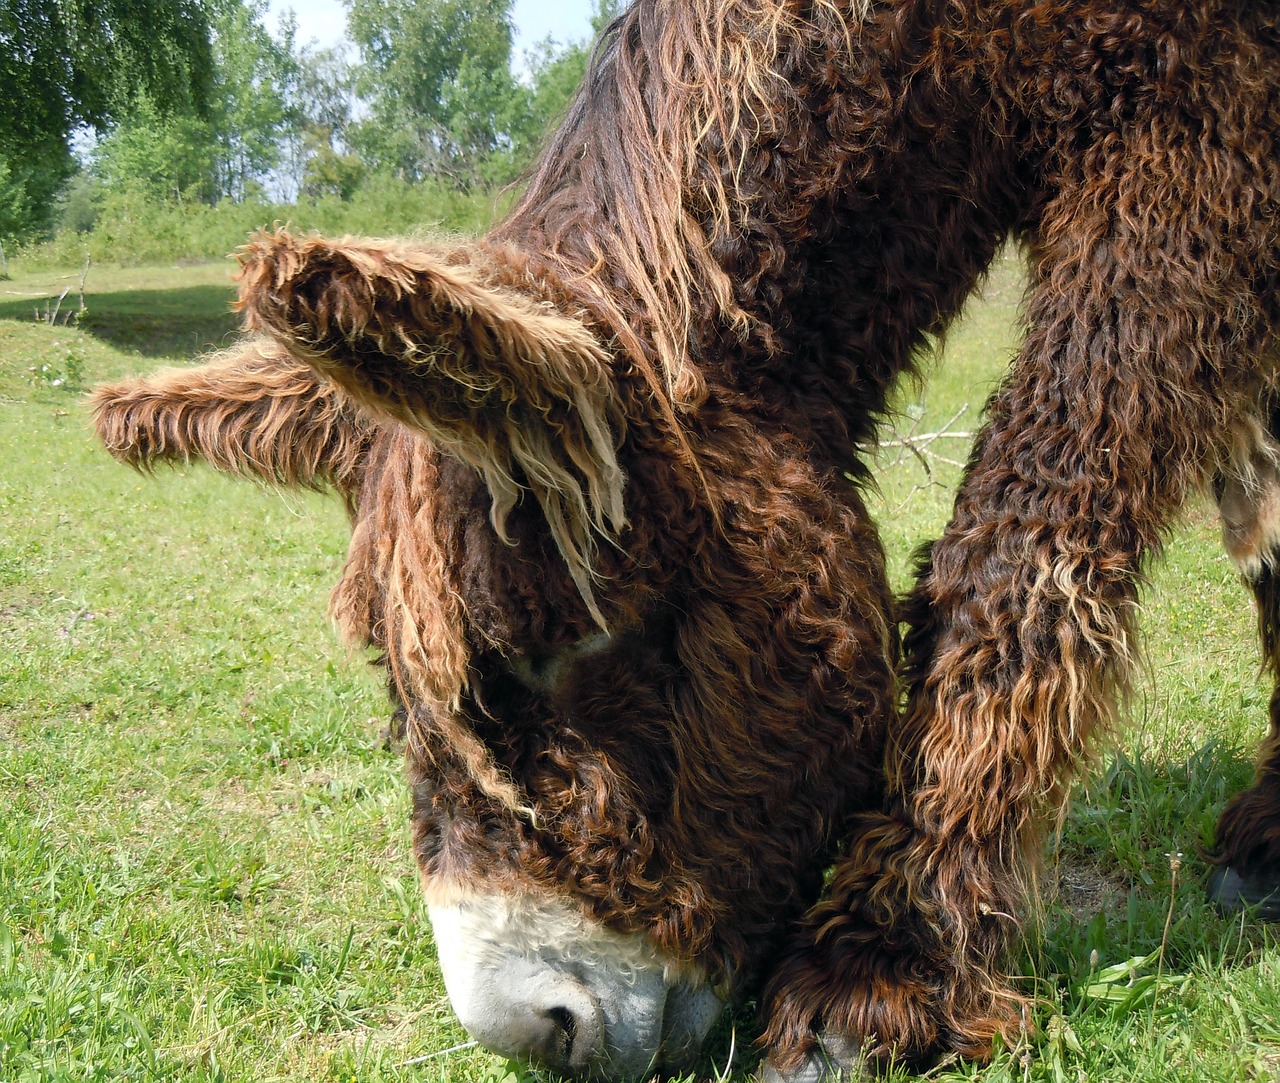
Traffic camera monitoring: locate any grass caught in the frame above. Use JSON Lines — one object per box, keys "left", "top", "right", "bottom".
{"left": 0, "top": 268, "right": 486, "bottom": 1082}
{"left": 1, "top": 252, "right": 1278, "bottom": 1082}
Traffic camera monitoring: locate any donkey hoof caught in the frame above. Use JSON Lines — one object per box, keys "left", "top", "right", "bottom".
{"left": 1208, "top": 865, "right": 1280, "bottom": 921}
{"left": 756, "top": 1034, "right": 869, "bottom": 1083}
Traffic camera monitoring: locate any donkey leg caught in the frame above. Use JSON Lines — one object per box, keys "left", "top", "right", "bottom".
{"left": 1210, "top": 718, "right": 1280, "bottom": 920}
{"left": 762, "top": 139, "right": 1276, "bottom": 1075}
{"left": 1211, "top": 418, "right": 1280, "bottom": 919}
{"left": 764, "top": 418, "right": 1224, "bottom": 1074}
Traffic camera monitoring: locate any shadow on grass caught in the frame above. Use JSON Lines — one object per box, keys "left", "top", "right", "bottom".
{"left": 0, "top": 283, "right": 240, "bottom": 360}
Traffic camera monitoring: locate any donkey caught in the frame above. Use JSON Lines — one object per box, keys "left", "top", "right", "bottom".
{"left": 92, "top": 0, "right": 1280, "bottom": 1078}
{"left": 92, "top": 230, "right": 899, "bottom": 1078}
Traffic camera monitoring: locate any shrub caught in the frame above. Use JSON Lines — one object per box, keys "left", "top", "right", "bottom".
{"left": 11, "top": 174, "right": 503, "bottom": 273}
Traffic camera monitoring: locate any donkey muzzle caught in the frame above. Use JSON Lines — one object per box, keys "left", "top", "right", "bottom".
{"left": 427, "top": 891, "right": 724, "bottom": 1079}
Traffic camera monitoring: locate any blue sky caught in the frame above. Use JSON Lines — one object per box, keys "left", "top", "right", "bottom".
{"left": 265, "top": 0, "right": 598, "bottom": 63}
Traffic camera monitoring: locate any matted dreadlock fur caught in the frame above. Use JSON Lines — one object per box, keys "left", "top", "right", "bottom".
{"left": 498, "top": 0, "right": 868, "bottom": 409}
{"left": 90, "top": 0, "right": 1280, "bottom": 1076}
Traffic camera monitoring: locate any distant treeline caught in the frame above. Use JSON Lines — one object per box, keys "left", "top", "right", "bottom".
{"left": 1, "top": 0, "right": 613, "bottom": 259}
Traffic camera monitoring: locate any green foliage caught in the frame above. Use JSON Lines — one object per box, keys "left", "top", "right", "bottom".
{"left": 339, "top": 0, "right": 610, "bottom": 189}
{"left": 6, "top": 0, "right": 607, "bottom": 253}
{"left": 93, "top": 95, "right": 220, "bottom": 204}
{"left": 9, "top": 175, "right": 502, "bottom": 273}
{"left": 0, "top": 0, "right": 213, "bottom": 130}
{"left": 55, "top": 171, "right": 102, "bottom": 234}
{"left": 282, "top": 46, "right": 360, "bottom": 201}
{"left": 301, "top": 137, "right": 368, "bottom": 202}
{"left": 0, "top": 0, "right": 214, "bottom": 242}
{"left": 512, "top": 0, "right": 621, "bottom": 163}
{"left": 523, "top": 38, "right": 590, "bottom": 137}
{"left": 0, "top": 142, "right": 72, "bottom": 246}
{"left": 208, "top": 0, "right": 295, "bottom": 201}
{"left": 347, "top": 0, "right": 532, "bottom": 185}
{"left": 25, "top": 337, "right": 86, "bottom": 391}
{"left": 0, "top": 151, "right": 37, "bottom": 245}
{"left": 90, "top": 0, "right": 296, "bottom": 207}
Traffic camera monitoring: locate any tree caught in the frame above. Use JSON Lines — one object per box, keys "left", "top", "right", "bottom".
{"left": 0, "top": 0, "right": 214, "bottom": 240}
{"left": 347, "top": 0, "right": 528, "bottom": 185}
{"left": 0, "top": 154, "right": 35, "bottom": 244}
{"left": 208, "top": 0, "right": 294, "bottom": 201}
{"left": 300, "top": 135, "right": 366, "bottom": 201}
{"left": 281, "top": 45, "right": 363, "bottom": 201}
{"left": 521, "top": 39, "right": 587, "bottom": 144}
{"left": 92, "top": 94, "right": 218, "bottom": 203}
{"left": 502, "top": 0, "right": 621, "bottom": 176}
{"left": 90, "top": 0, "right": 296, "bottom": 207}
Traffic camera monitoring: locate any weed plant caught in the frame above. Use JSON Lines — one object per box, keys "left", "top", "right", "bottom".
{"left": 0, "top": 252, "right": 1277, "bottom": 1081}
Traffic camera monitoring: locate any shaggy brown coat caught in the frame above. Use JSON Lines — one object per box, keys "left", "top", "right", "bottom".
{"left": 92, "top": 0, "right": 1280, "bottom": 1072}
{"left": 93, "top": 230, "right": 900, "bottom": 996}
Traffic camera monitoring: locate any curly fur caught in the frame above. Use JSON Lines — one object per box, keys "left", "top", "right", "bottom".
{"left": 94, "top": 254, "right": 899, "bottom": 1002}
{"left": 90, "top": 0, "right": 1280, "bottom": 1074}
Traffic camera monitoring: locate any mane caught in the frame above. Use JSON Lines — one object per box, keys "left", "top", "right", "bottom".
{"left": 494, "top": 0, "right": 869, "bottom": 411}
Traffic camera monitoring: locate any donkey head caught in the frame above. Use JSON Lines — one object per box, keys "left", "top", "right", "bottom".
{"left": 92, "top": 229, "right": 895, "bottom": 1079}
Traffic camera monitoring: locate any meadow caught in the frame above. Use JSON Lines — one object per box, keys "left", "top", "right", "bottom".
{"left": 1, "top": 246, "right": 1278, "bottom": 1082}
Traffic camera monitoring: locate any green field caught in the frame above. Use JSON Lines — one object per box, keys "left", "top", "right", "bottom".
{"left": 1, "top": 252, "right": 1278, "bottom": 1082}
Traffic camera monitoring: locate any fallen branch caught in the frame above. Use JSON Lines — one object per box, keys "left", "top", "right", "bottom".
{"left": 880, "top": 430, "right": 974, "bottom": 446}
{"left": 879, "top": 403, "right": 973, "bottom": 473}
{"left": 878, "top": 403, "right": 975, "bottom": 511}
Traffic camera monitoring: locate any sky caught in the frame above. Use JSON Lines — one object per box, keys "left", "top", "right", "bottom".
{"left": 264, "top": 0, "right": 598, "bottom": 64}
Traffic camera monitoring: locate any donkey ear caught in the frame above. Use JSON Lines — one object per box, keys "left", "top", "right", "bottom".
{"left": 89, "top": 336, "right": 373, "bottom": 515}
{"left": 236, "top": 229, "right": 626, "bottom": 623}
